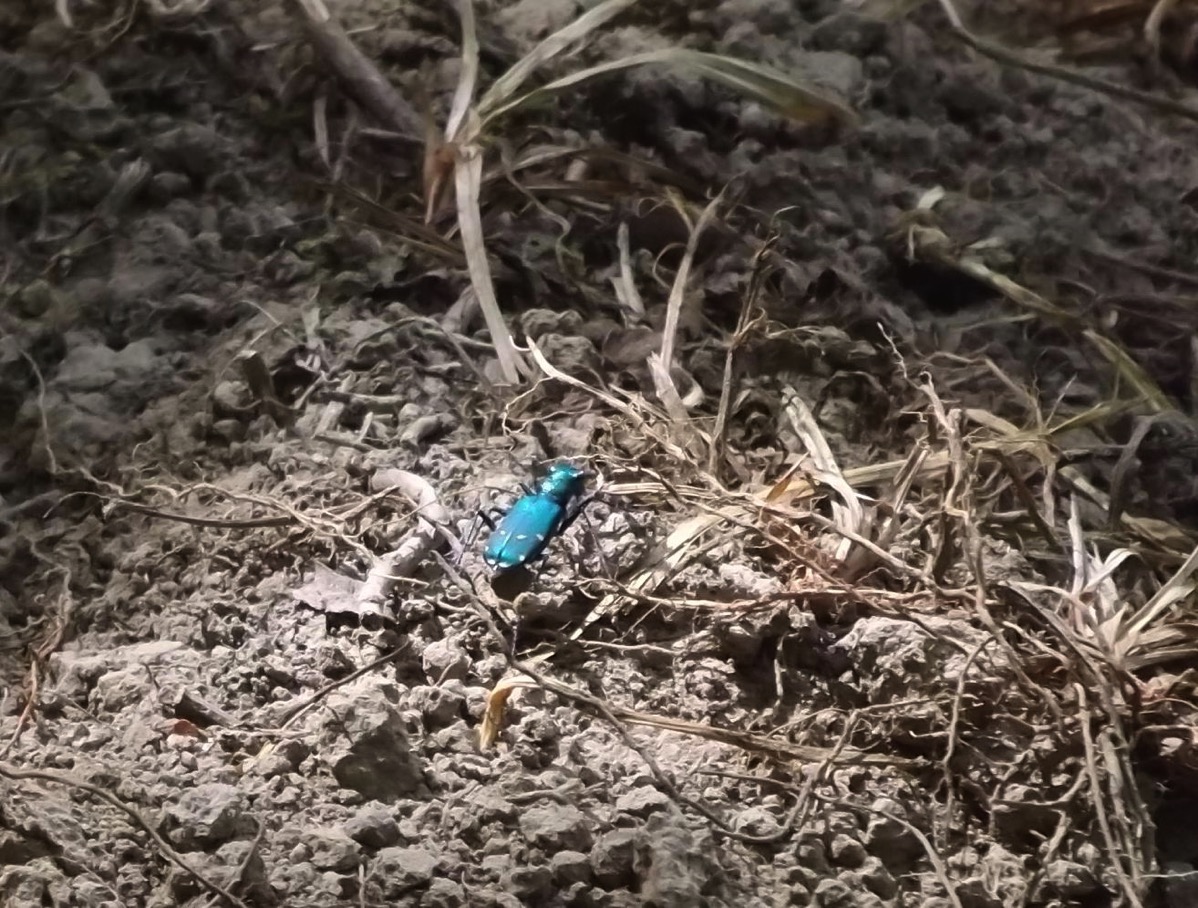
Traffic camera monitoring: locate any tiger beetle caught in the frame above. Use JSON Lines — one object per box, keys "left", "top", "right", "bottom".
{"left": 476, "top": 461, "right": 594, "bottom": 573}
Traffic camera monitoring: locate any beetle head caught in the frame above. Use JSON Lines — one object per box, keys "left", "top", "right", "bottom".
{"left": 537, "top": 461, "right": 588, "bottom": 503}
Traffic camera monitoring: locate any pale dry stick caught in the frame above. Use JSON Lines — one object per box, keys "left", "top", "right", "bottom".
{"left": 1090, "top": 672, "right": 1155, "bottom": 888}
{"left": 927, "top": 385, "right": 1070, "bottom": 728}
{"left": 104, "top": 483, "right": 378, "bottom": 565}
{"left": 0, "top": 762, "right": 249, "bottom": 908}
{"left": 313, "top": 86, "right": 331, "bottom": 170}
{"left": 439, "top": 554, "right": 914, "bottom": 806}
{"left": 1100, "top": 727, "right": 1146, "bottom": 893}
{"left": 370, "top": 314, "right": 492, "bottom": 389}
{"left": 934, "top": 0, "right": 1198, "bottom": 124}
{"left": 437, "top": 559, "right": 815, "bottom": 845}
{"left": 1108, "top": 414, "right": 1167, "bottom": 529}
{"left": 105, "top": 500, "right": 293, "bottom": 529}
{"left": 784, "top": 710, "right": 864, "bottom": 833}
{"left": 331, "top": 104, "right": 359, "bottom": 184}
{"left": 356, "top": 470, "right": 449, "bottom": 627}
{"left": 315, "top": 374, "right": 354, "bottom": 436}
{"left": 525, "top": 338, "right": 690, "bottom": 462}
{"left": 795, "top": 509, "right": 970, "bottom": 605}
{"left": 490, "top": 669, "right": 915, "bottom": 768}
{"left": 937, "top": 633, "right": 994, "bottom": 853}
{"left": 575, "top": 576, "right": 940, "bottom": 613}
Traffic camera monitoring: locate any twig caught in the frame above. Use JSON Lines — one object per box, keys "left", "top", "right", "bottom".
{"left": 283, "top": 0, "right": 422, "bottom": 139}
{"left": 709, "top": 230, "right": 772, "bottom": 475}
{"left": 436, "top": 554, "right": 915, "bottom": 849}
{"left": 201, "top": 818, "right": 267, "bottom": 908}
{"left": 0, "top": 762, "right": 250, "bottom": 908}
{"left": 105, "top": 500, "right": 294, "bottom": 529}
{"left": 0, "top": 571, "right": 72, "bottom": 757}
{"left": 19, "top": 351, "right": 58, "bottom": 475}
{"left": 1076, "top": 684, "right": 1145, "bottom": 908}
{"left": 277, "top": 646, "right": 408, "bottom": 730}
{"left": 814, "top": 794, "right": 965, "bottom": 908}
{"left": 938, "top": 633, "right": 993, "bottom": 850}
{"left": 935, "top": 0, "right": 1198, "bottom": 124}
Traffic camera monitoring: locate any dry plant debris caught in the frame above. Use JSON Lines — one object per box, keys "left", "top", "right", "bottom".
{"left": 4, "top": 0, "right": 1198, "bottom": 905}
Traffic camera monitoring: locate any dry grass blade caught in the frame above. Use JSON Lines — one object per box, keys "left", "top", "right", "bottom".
{"left": 660, "top": 191, "right": 722, "bottom": 371}
{"left": 905, "top": 222, "right": 1072, "bottom": 320}
{"left": 480, "top": 49, "right": 858, "bottom": 130}
{"left": 932, "top": 0, "right": 1198, "bottom": 125}
{"left": 445, "top": 0, "right": 480, "bottom": 140}
{"left": 476, "top": 0, "right": 642, "bottom": 117}
{"left": 906, "top": 199, "right": 1171, "bottom": 412}
{"left": 525, "top": 338, "right": 689, "bottom": 461}
{"left": 479, "top": 673, "right": 532, "bottom": 748}
{"left": 781, "top": 386, "right": 866, "bottom": 563}
{"left": 647, "top": 352, "right": 705, "bottom": 457}
{"left": 454, "top": 141, "right": 529, "bottom": 384}
{"left": 1124, "top": 540, "right": 1198, "bottom": 639}
{"left": 680, "top": 51, "right": 860, "bottom": 124}
{"left": 480, "top": 672, "right": 918, "bottom": 767}
{"left": 1083, "top": 329, "right": 1170, "bottom": 413}
{"left": 1145, "top": 0, "right": 1182, "bottom": 61}
{"left": 650, "top": 191, "right": 724, "bottom": 457}
{"left": 612, "top": 221, "right": 646, "bottom": 321}
{"left": 844, "top": 443, "right": 927, "bottom": 579}
{"left": 1021, "top": 499, "right": 1198, "bottom": 674}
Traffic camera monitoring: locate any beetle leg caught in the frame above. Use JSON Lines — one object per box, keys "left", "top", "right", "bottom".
{"left": 544, "top": 493, "right": 605, "bottom": 576}
{"left": 555, "top": 493, "right": 597, "bottom": 538}
{"left": 576, "top": 503, "right": 612, "bottom": 577}
{"left": 455, "top": 505, "right": 508, "bottom": 566}
{"left": 477, "top": 506, "right": 507, "bottom": 531}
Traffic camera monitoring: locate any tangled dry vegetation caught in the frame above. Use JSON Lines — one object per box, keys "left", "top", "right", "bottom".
{"left": 6, "top": 0, "right": 1198, "bottom": 905}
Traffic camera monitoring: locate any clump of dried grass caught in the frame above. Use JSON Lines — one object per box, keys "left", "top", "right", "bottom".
{"left": 434, "top": 0, "right": 857, "bottom": 387}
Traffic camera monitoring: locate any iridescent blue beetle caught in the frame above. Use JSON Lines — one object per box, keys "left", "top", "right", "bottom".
{"left": 482, "top": 462, "right": 590, "bottom": 572}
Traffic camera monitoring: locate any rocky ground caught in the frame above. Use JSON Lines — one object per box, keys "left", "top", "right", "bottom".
{"left": 5, "top": 0, "right": 1198, "bottom": 906}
